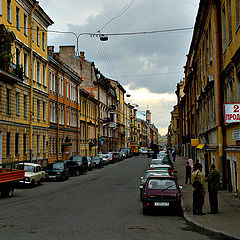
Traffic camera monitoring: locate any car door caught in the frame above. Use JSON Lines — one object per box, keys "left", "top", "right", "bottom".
{"left": 35, "top": 166, "right": 41, "bottom": 182}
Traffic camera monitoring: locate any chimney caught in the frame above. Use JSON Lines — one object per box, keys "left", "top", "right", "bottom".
{"left": 59, "top": 46, "right": 76, "bottom": 57}
{"left": 47, "top": 46, "right": 54, "bottom": 55}
{"left": 80, "top": 51, "right": 85, "bottom": 61}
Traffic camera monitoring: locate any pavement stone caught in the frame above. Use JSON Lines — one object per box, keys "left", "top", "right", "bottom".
{"left": 174, "top": 155, "right": 240, "bottom": 240}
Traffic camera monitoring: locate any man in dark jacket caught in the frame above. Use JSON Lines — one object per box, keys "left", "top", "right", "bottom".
{"left": 207, "top": 164, "right": 220, "bottom": 214}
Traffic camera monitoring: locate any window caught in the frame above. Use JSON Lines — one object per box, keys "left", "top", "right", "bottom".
{"left": 23, "top": 52, "right": 28, "bottom": 77}
{"left": 6, "top": 132, "right": 11, "bottom": 156}
{"left": 67, "top": 108, "right": 69, "bottom": 126}
{"left": 52, "top": 73, "right": 55, "bottom": 93}
{"left": 6, "top": 88, "right": 10, "bottom": 114}
{"left": 229, "top": 78, "right": 234, "bottom": 102}
{"left": 0, "top": 0, "right": 2, "bottom": 15}
{"left": 43, "top": 135, "right": 46, "bottom": 154}
{"left": 228, "top": 0, "right": 232, "bottom": 42}
{"left": 61, "top": 105, "right": 64, "bottom": 124}
{"left": 49, "top": 102, "right": 52, "bottom": 122}
{"left": 236, "top": 0, "right": 240, "bottom": 29}
{"left": 42, "top": 32, "right": 45, "bottom": 50}
{"left": 32, "top": 57, "right": 35, "bottom": 81}
{"left": 53, "top": 102, "right": 55, "bottom": 123}
{"left": 24, "top": 94, "right": 27, "bottom": 117}
{"left": 23, "top": 133, "right": 27, "bottom": 155}
{"left": 53, "top": 138, "right": 56, "bottom": 154}
{"left": 43, "top": 101, "right": 46, "bottom": 121}
{"left": 24, "top": 14, "right": 27, "bottom": 36}
{"left": 16, "top": 92, "right": 19, "bottom": 115}
{"left": 49, "top": 71, "right": 52, "bottom": 91}
{"left": 222, "top": 5, "right": 227, "bottom": 52}
{"left": 16, "top": 47, "right": 20, "bottom": 66}
{"left": 32, "top": 134, "right": 34, "bottom": 155}
{"left": 32, "top": 22, "right": 34, "bottom": 42}
{"left": 32, "top": 96, "right": 34, "bottom": 118}
{"left": 15, "top": 133, "right": 19, "bottom": 155}
{"left": 66, "top": 81, "right": 68, "bottom": 99}
{"left": 37, "top": 26, "right": 40, "bottom": 46}
{"left": 37, "top": 99, "right": 40, "bottom": 120}
{"left": 37, "top": 61, "right": 40, "bottom": 83}
{"left": 42, "top": 64, "right": 46, "bottom": 86}
{"left": 49, "top": 138, "right": 52, "bottom": 155}
{"left": 59, "top": 77, "right": 61, "bottom": 96}
{"left": 37, "top": 135, "right": 40, "bottom": 154}
{"left": 16, "top": 7, "right": 20, "bottom": 30}
{"left": 7, "top": 0, "right": 11, "bottom": 23}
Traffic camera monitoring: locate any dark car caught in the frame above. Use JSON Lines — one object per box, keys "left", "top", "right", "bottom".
{"left": 69, "top": 156, "right": 88, "bottom": 173}
{"left": 45, "top": 161, "right": 69, "bottom": 181}
{"left": 147, "top": 149, "right": 155, "bottom": 158}
{"left": 92, "top": 156, "right": 104, "bottom": 168}
{"left": 142, "top": 176, "right": 182, "bottom": 215}
{"left": 121, "top": 147, "right": 133, "bottom": 158}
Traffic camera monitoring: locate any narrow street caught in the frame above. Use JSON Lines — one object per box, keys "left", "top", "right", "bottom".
{"left": 0, "top": 156, "right": 222, "bottom": 240}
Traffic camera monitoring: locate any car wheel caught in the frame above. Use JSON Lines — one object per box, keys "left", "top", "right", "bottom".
{"left": 75, "top": 170, "right": 80, "bottom": 176}
{"left": 30, "top": 180, "right": 35, "bottom": 187}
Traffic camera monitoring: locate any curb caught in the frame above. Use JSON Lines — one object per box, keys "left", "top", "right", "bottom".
{"left": 181, "top": 198, "right": 240, "bottom": 240}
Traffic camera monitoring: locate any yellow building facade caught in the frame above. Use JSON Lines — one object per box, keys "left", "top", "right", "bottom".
{"left": 0, "top": 0, "right": 53, "bottom": 165}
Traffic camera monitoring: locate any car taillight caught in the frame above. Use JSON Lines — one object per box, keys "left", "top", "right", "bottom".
{"left": 143, "top": 192, "right": 148, "bottom": 199}
{"left": 171, "top": 169, "right": 173, "bottom": 174}
{"left": 176, "top": 192, "right": 181, "bottom": 200}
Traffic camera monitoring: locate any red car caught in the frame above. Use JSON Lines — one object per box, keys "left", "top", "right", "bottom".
{"left": 142, "top": 176, "right": 182, "bottom": 215}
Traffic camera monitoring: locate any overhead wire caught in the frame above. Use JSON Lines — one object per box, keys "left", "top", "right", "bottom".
{"left": 98, "top": 0, "right": 136, "bottom": 32}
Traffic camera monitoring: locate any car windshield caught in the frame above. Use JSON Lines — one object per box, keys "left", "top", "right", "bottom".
{"left": 100, "top": 154, "right": 108, "bottom": 158}
{"left": 17, "top": 165, "right": 35, "bottom": 172}
{"left": 151, "top": 167, "right": 170, "bottom": 171}
{"left": 147, "top": 179, "right": 176, "bottom": 190}
{"left": 151, "top": 160, "right": 163, "bottom": 165}
{"left": 92, "top": 156, "right": 100, "bottom": 161}
{"left": 53, "top": 163, "right": 64, "bottom": 170}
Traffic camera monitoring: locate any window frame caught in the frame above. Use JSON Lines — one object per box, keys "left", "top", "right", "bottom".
{"left": 16, "top": 7, "right": 20, "bottom": 30}
{"left": 24, "top": 13, "right": 27, "bottom": 36}
{"left": 7, "top": 0, "right": 11, "bottom": 23}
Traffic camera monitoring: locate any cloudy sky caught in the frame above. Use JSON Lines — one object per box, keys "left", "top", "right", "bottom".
{"left": 39, "top": 0, "right": 199, "bottom": 135}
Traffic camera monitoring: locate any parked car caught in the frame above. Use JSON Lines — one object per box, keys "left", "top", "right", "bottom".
{"left": 99, "top": 154, "right": 109, "bottom": 165}
{"left": 45, "top": 161, "right": 69, "bottom": 181}
{"left": 69, "top": 156, "right": 88, "bottom": 173}
{"left": 121, "top": 147, "right": 133, "bottom": 158}
{"left": 142, "top": 176, "right": 182, "bottom": 215}
{"left": 147, "top": 149, "right": 154, "bottom": 158}
{"left": 17, "top": 162, "right": 45, "bottom": 186}
{"left": 111, "top": 152, "right": 122, "bottom": 162}
{"left": 92, "top": 156, "right": 104, "bottom": 168}
{"left": 149, "top": 164, "right": 174, "bottom": 176}
{"left": 87, "top": 157, "right": 94, "bottom": 170}
{"left": 139, "top": 170, "right": 170, "bottom": 200}
{"left": 64, "top": 160, "right": 82, "bottom": 176}
{"left": 149, "top": 157, "right": 172, "bottom": 168}
{"left": 106, "top": 153, "right": 115, "bottom": 164}
{"left": 119, "top": 152, "right": 126, "bottom": 159}
{"left": 139, "top": 147, "right": 148, "bottom": 154}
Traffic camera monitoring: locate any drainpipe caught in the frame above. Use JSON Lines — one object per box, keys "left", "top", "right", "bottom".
{"left": 213, "top": 0, "right": 224, "bottom": 185}
{"left": 85, "top": 96, "right": 88, "bottom": 156}
{"left": 77, "top": 84, "right": 80, "bottom": 155}
{"left": 29, "top": 2, "right": 38, "bottom": 162}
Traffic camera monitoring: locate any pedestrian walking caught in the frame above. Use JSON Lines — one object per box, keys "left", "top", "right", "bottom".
{"left": 185, "top": 161, "right": 192, "bottom": 184}
{"left": 207, "top": 163, "right": 220, "bottom": 214}
{"left": 172, "top": 149, "right": 176, "bottom": 162}
{"left": 191, "top": 163, "right": 206, "bottom": 215}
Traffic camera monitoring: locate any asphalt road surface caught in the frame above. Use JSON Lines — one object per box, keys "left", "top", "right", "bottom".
{"left": 0, "top": 156, "right": 223, "bottom": 240}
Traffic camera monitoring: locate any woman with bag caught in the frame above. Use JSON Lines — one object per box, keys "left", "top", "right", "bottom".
{"left": 191, "top": 163, "right": 206, "bottom": 215}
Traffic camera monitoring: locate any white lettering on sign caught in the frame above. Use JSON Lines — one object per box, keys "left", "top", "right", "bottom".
{"left": 224, "top": 103, "right": 240, "bottom": 123}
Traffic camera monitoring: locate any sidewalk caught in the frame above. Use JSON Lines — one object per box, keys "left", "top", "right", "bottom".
{"left": 175, "top": 155, "right": 240, "bottom": 240}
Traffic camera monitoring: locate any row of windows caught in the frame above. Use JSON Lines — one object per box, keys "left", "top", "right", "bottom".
{"left": 49, "top": 71, "right": 77, "bottom": 102}
{"left": 222, "top": 0, "right": 240, "bottom": 52}
{"left": 15, "top": 46, "right": 46, "bottom": 86}
{"left": 5, "top": 0, "right": 46, "bottom": 50}
{"left": 6, "top": 132, "right": 46, "bottom": 156}
{"left": 49, "top": 137, "right": 63, "bottom": 155}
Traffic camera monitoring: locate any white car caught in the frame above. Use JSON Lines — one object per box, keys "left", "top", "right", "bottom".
{"left": 17, "top": 163, "right": 45, "bottom": 186}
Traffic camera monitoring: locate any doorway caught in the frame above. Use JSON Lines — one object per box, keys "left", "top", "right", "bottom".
{"left": 233, "top": 160, "right": 238, "bottom": 193}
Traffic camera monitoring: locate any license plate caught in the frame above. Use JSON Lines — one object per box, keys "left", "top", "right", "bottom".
{"left": 154, "top": 202, "right": 169, "bottom": 207}
{"left": 49, "top": 176, "right": 55, "bottom": 178}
